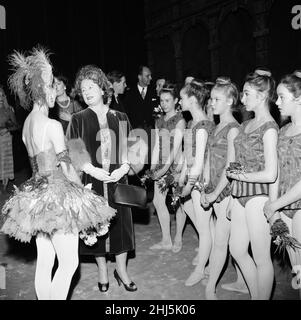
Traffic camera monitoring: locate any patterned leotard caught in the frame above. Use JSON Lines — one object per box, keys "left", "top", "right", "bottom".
{"left": 183, "top": 119, "right": 215, "bottom": 183}
{"left": 278, "top": 123, "right": 301, "bottom": 218}
{"left": 208, "top": 121, "right": 239, "bottom": 203}
{"left": 231, "top": 119, "right": 278, "bottom": 208}
{"left": 155, "top": 112, "right": 184, "bottom": 173}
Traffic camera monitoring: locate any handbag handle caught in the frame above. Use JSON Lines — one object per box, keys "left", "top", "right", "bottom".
{"left": 127, "top": 164, "right": 145, "bottom": 186}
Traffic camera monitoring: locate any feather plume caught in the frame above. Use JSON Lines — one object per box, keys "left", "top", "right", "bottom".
{"left": 7, "top": 46, "right": 52, "bottom": 109}
{"left": 8, "top": 50, "right": 30, "bottom": 108}
{"left": 67, "top": 138, "right": 91, "bottom": 172}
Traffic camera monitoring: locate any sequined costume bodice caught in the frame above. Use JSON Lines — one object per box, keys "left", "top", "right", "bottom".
{"left": 29, "top": 148, "right": 61, "bottom": 176}
{"left": 183, "top": 120, "right": 215, "bottom": 169}
{"left": 155, "top": 112, "right": 184, "bottom": 172}
{"left": 278, "top": 123, "right": 301, "bottom": 217}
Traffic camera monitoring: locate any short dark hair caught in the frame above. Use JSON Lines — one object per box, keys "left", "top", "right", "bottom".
{"left": 54, "top": 74, "right": 71, "bottom": 94}
{"left": 75, "top": 65, "right": 112, "bottom": 104}
{"left": 138, "top": 65, "right": 150, "bottom": 76}
{"left": 107, "top": 70, "right": 125, "bottom": 84}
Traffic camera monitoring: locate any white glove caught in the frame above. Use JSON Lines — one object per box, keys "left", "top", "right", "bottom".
{"left": 84, "top": 183, "right": 92, "bottom": 190}
{"left": 106, "top": 164, "right": 130, "bottom": 183}
{"left": 82, "top": 163, "right": 113, "bottom": 182}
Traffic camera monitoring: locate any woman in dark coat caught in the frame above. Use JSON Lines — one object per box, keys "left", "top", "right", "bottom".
{"left": 66, "top": 65, "right": 137, "bottom": 292}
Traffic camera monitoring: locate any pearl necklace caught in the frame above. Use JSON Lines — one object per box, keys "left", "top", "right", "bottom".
{"left": 57, "top": 97, "right": 71, "bottom": 109}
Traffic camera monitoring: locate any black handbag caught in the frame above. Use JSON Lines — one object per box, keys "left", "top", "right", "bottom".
{"left": 112, "top": 166, "right": 148, "bottom": 209}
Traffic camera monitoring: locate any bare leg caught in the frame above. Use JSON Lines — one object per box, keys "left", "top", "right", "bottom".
{"left": 95, "top": 256, "right": 108, "bottom": 284}
{"left": 245, "top": 197, "right": 273, "bottom": 300}
{"left": 35, "top": 233, "right": 56, "bottom": 300}
{"left": 284, "top": 211, "right": 301, "bottom": 299}
{"left": 205, "top": 197, "right": 231, "bottom": 299}
{"left": 50, "top": 232, "right": 79, "bottom": 300}
{"left": 183, "top": 199, "right": 196, "bottom": 226}
{"left": 185, "top": 191, "right": 212, "bottom": 286}
{"left": 172, "top": 206, "right": 186, "bottom": 253}
{"left": 115, "top": 251, "right": 135, "bottom": 286}
{"left": 229, "top": 199, "right": 258, "bottom": 299}
{"left": 150, "top": 182, "right": 172, "bottom": 249}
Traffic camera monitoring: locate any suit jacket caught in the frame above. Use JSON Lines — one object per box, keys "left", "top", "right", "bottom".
{"left": 124, "top": 84, "right": 157, "bottom": 129}
{"left": 109, "top": 95, "right": 126, "bottom": 114}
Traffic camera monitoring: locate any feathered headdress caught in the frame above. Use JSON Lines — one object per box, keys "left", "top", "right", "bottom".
{"left": 8, "top": 46, "right": 53, "bottom": 109}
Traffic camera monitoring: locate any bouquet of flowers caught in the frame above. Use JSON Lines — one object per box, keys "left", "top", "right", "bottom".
{"left": 157, "top": 172, "right": 176, "bottom": 193}
{"left": 79, "top": 223, "right": 109, "bottom": 246}
{"left": 171, "top": 184, "right": 183, "bottom": 208}
{"left": 152, "top": 104, "right": 164, "bottom": 119}
{"left": 270, "top": 218, "right": 301, "bottom": 255}
{"left": 226, "top": 162, "right": 247, "bottom": 178}
{"left": 192, "top": 180, "right": 208, "bottom": 193}
{"left": 140, "top": 169, "right": 154, "bottom": 186}
{"left": 226, "top": 162, "right": 246, "bottom": 174}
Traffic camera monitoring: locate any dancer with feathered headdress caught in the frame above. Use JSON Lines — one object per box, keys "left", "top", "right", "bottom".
{"left": 1, "top": 47, "right": 116, "bottom": 300}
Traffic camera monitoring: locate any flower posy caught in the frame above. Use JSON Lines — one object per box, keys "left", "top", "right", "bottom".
{"left": 140, "top": 169, "right": 153, "bottom": 186}
{"left": 171, "top": 184, "right": 183, "bottom": 208}
{"left": 157, "top": 172, "right": 175, "bottom": 193}
{"left": 271, "top": 219, "right": 301, "bottom": 256}
{"left": 79, "top": 223, "right": 110, "bottom": 246}
{"left": 226, "top": 162, "right": 246, "bottom": 175}
{"left": 152, "top": 104, "right": 164, "bottom": 119}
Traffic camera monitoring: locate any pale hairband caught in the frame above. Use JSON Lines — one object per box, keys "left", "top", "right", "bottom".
{"left": 255, "top": 70, "right": 272, "bottom": 77}
{"left": 294, "top": 71, "right": 301, "bottom": 79}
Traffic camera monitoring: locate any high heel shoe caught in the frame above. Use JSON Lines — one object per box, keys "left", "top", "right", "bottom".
{"left": 98, "top": 282, "right": 109, "bottom": 293}
{"left": 113, "top": 269, "right": 137, "bottom": 292}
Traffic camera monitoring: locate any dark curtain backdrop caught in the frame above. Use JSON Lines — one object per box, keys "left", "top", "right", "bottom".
{"left": 0, "top": 0, "right": 147, "bottom": 96}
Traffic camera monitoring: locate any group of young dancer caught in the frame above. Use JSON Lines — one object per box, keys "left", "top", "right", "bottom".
{"left": 1, "top": 44, "right": 301, "bottom": 300}
{"left": 150, "top": 68, "right": 301, "bottom": 300}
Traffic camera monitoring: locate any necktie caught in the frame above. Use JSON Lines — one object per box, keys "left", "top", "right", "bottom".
{"left": 141, "top": 87, "right": 146, "bottom": 99}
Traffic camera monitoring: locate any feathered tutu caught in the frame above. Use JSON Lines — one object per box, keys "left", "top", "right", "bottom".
{"left": 1, "top": 169, "right": 116, "bottom": 243}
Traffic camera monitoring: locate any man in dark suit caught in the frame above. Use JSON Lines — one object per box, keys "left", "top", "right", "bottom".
{"left": 107, "top": 70, "right": 127, "bottom": 114}
{"left": 124, "top": 66, "right": 157, "bottom": 216}
{"left": 124, "top": 65, "right": 157, "bottom": 129}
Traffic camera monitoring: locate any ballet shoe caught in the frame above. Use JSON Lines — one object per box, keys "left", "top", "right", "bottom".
{"left": 98, "top": 282, "right": 109, "bottom": 293}
{"left": 185, "top": 269, "right": 205, "bottom": 286}
{"left": 221, "top": 281, "right": 248, "bottom": 294}
{"left": 171, "top": 240, "right": 182, "bottom": 253}
{"left": 113, "top": 269, "right": 137, "bottom": 292}
{"left": 149, "top": 241, "right": 172, "bottom": 250}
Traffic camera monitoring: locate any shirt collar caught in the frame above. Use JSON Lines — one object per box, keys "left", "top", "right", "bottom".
{"left": 137, "top": 84, "right": 147, "bottom": 94}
